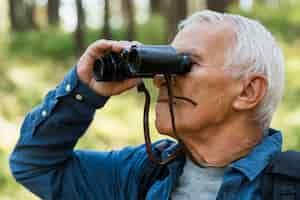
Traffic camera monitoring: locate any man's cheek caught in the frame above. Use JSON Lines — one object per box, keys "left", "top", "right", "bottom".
{"left": 155, "top": 104, "right": 170, "bottom": 124}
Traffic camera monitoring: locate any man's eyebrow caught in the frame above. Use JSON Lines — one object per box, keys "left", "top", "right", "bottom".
{"left": 190, "top": 52, "right": 203, "bottom": 61}
{"left": 183, "top": 47, "right": 203, "bottom": 59}
{"left": 174, "top": 45, "right": 203, "bottom": 61}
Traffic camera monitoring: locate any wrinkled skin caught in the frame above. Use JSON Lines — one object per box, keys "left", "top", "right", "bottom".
{"left": 154, "top": 21, "right": 241, "bottom": 138}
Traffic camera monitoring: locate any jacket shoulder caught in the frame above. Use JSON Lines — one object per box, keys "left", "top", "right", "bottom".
{"left": 265, "top": 151, "right": 300, "bottom": 179}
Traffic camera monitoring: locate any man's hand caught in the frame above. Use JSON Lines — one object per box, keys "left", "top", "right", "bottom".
{"left": 77, "top": 40, "right": 142, "bottom": 96}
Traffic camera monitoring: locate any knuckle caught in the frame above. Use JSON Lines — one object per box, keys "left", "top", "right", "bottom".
{"left": 98, "top": 39, "right": 107, "bottom": 43}
{"left": 94, "top": 39, "right": 107, "bottom": 47}
{"left": 118, "top": 40, "right": 131, "bottom": 46}
{"left": 132, "top": 41, "right": 142, "bottom": 45}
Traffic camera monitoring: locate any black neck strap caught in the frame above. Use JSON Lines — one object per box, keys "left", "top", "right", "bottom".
{"left": 137, "top": 74, "right": 184, "bottom": 165}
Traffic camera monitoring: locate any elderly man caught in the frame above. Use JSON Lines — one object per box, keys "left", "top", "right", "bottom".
{"left": 10, "top": 10, "right": 285, "bottom": 199}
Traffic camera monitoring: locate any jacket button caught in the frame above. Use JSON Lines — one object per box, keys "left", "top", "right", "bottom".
{"left": 41, "top": 110, "right": 47, "bottom": 117}
{"left": 65, "top": 84, "right": 71, "bottom": 92}
{"left": 75, "top": 94, "right": 83, "bottom": 101}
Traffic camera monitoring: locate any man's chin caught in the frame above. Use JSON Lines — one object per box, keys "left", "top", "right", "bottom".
{"left": 155, "top": 119, "right": 176, "bottom": 138}
{"left": 155, "top": 103, "right": 177, "bottom": 138}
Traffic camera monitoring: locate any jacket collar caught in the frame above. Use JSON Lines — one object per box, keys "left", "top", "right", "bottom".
{"left": 229, "top": 128, "right": 282, "bottom": 181}
{"left": 158, "top": 128, "right": 282, "bottom": 182}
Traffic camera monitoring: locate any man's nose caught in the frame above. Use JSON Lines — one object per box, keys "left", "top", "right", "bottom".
{"left": 153, "top": 75, "right": 166, "bottom": 88}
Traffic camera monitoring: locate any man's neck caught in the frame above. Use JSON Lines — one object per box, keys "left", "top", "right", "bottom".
{"left": 181, "top": 117, "right": 264, "bottom": 167}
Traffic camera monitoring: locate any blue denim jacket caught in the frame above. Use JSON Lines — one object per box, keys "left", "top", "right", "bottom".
{"left": 10, "top": 67, "right": 282, "bottom": 200}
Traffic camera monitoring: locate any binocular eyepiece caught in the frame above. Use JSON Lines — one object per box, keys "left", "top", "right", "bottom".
{"left": 92, "top": 45, "right": 192, "bottom": 81}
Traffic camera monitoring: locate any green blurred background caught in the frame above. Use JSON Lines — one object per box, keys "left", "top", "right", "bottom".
{"left": 1, "top": 0, "right": 300, "bottom": 199}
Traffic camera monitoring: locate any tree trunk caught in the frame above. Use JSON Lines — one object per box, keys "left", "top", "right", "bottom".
{"left": 25, "top": 0, "right": 37, "bottom": 30}
{"left": 9, "top": 0, "right": 37, "bottom": 31}
{"left": 75, "top": 0, "right": 85, "bottom": 56}
{"left": 206, "top": 0, "right": 237, "bottom": 12}
{"left": 122, "top": 0, "right": 135, "bottom": 41}
{"left": 9, "top": 0, "right": 26, "bottom": 31}
{"left": 166, "top": 0, "right": 187, "bottom": 41}
{"left": 150, "top": 0, "right": 161, "bottom": 15}
{"left": 47, "top": 0, "right": 60, "bottom": 26}
{"left": 102, "top": 0, "right": 112, "bottom": 39}
{"left": 9, "top": 0, "right": 20, "bottom": 31}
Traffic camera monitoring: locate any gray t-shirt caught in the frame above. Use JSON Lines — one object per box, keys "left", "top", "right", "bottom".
{"left": 171, "top": 157, "right": 225, "bottom": 200}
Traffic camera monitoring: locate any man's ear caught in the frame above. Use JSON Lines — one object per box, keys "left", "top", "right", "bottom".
{"left": 233, "top": 75, "right": 268, "bottom": 111}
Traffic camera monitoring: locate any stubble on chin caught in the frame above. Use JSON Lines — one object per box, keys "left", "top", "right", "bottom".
{"left": 155, "top": 104, "right": 177, "bottom": 138}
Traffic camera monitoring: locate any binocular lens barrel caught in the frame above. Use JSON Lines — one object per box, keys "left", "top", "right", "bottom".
{"left": 93, "top": 45, "right": 191, "bottom": 81}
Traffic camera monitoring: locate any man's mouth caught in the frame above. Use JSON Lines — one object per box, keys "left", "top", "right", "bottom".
{"left": 157, "top": 96, "right": 197, "bottom": 106}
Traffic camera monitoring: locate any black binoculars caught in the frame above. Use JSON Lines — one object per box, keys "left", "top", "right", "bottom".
{"left": 92, "top": 45, "right": 192, "bottom": 81}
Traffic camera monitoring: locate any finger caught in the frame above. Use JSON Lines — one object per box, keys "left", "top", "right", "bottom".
{"left": 153, "top": 75, "right": 166, "bottom": 88}
{"left": 110, "top": 40, "right": 133, "bottom": 53}
{"left": 132, "top": 40, "right": 143, "bottom": 46}
{"left": 111, "top": 40, "right": 143, "bottom": 54}
{"left": 115, "top": 78, "right": 142, "bottom": 91}
{"left": 90, "top": 39, "right": 113, "bottom": 51}
{"left": 89, "top": 39, "right": 115, "bottom": 57}
{"left": 118, "top": 40, "right": 134, "bottom": 50}
{"left": 118, "top": 40, "right": 133, "bottom": 48}
{"left": 111, "top": 42, "right": 125, "bottom": 53}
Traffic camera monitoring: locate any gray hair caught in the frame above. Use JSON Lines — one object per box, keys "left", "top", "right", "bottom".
{"left": 178, "top": 10, "right": 285, "bottom": 131}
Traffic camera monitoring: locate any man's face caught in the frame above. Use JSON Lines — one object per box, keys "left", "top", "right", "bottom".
{"left": 154, "top": 21, "right": 242, "bottom": 137}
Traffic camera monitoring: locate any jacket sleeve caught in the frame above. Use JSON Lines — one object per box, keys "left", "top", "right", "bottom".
{"left": 9, "top": 67, "right": 146, "bottom": 200}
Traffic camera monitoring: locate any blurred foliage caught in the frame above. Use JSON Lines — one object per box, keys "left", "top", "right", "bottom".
{"left": 7, "top": 15, "right": 166, "bottom": 61}
{"left": 1, "top": 2, "right": 300, "bottom": 199}
{"left": 231, "top": 2, "right": 300, "bottom": 43}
